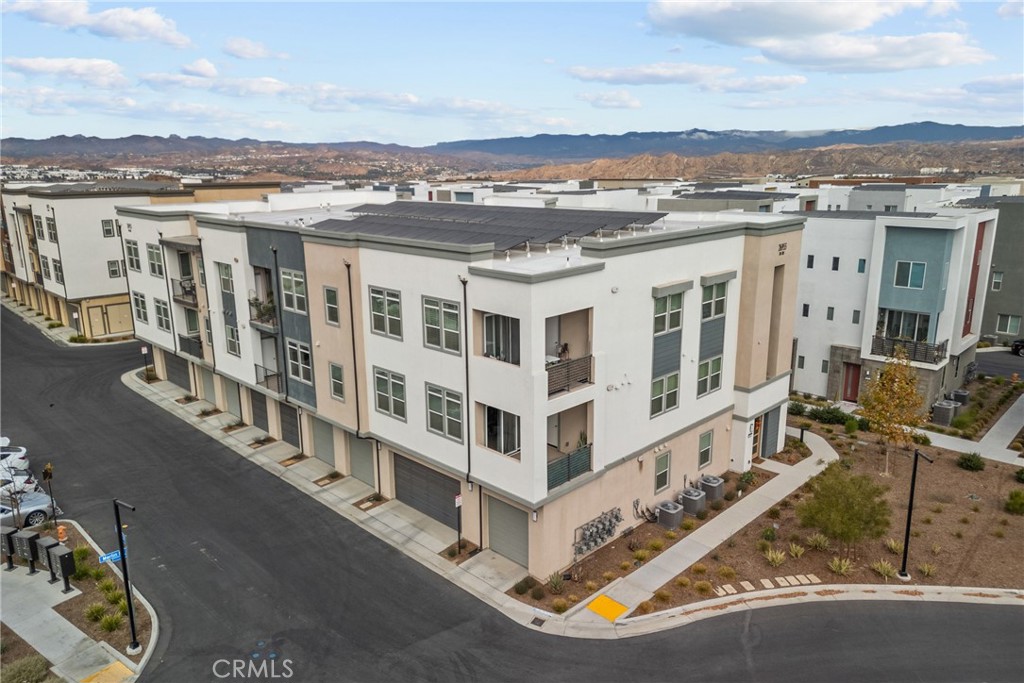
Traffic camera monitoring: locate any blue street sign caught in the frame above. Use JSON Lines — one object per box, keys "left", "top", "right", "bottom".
{"left": 99, "top": 550, "right": 122, "bottom": 564}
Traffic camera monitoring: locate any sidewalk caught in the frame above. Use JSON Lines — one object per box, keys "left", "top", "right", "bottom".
{"left": 922, "top": 393, "right": 1024, "bottom": 465}
{"left": 1, "top": 297, "right": 135, "bottom": 347}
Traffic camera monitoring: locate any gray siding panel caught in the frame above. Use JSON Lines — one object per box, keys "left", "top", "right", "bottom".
{"left": 699, "top": 316, "right": 726, "bottom": 361}
{"left": 394, "top": 455, "right": 460, "bottom": 529}
{"left": 165, "top": 354, "right": 190, "bottom": 391}
{"left": 761, "top": 407, "right": 780, "bottom": 458}
{"left": 651, "top": 330, "right": 682, "bottom": 378}
{"left": 487, "top": 496, "right": 529, "bottom": 567}
{"left": 279, "top": 403, "right": 300, "bottom": 449}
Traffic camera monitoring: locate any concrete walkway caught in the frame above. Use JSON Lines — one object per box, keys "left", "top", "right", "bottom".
{"left": 921, "top": 393, "right": 1024, "bottom": 465}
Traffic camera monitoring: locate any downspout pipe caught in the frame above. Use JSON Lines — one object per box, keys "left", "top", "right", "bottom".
{"left": 460, "top": 275, "right": 471, "bottom": 483}
{"left": 270, "top": 245, "right": 288, "bottom": 401}
{"left": 48, "top": 206, "right": 70, "bottom": 324}
{"left": 344, "top": 260, "right": 361, "bottom": 435}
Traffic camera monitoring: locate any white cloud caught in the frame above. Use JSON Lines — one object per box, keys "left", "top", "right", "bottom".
{"left": 962, "top": 73, "right": 1023, "bottom": 93}
{"left": 567, "top": 61, "right": 733, "bottom": 85}
{"left": 3, "top": 56, "right": 128, "bottom": 88}
{"left": 2, "top": 0, "right": 191, "bottom": 47}
{"left": 996, "top": 1, "right": 1023, "bottom": 18}
{"left": 1, "top": 85, "right": 136, "bottom": 115}
{"left": 759, "top": 32, "right": 991, "bottom": 72}
{"left": 701, "top": 75, "right": 807, "bottom": 93}
{"left": 223, "top": 37, "right": 287, "bottom": 60}
{"left": 140, "top": 72, "right": 214, "bottom": 89}
{"left": 926, "top": 1, "right": 959, "bottom": 16}
{"left": 576, "top": 90, "right": 642, "bottom": 109}
{"left": 181, "top": 58, "right": 217, "bottom": 78}
{"left": 213, "top": 77, "right": 292, "bottom": 97}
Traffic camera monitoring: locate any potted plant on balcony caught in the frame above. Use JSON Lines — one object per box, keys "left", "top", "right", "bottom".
{"left": 249, "top": 296, "right": 276, "bottom": 323}
{"left": 558, "top": 342, "right": 570, "bottom": 361}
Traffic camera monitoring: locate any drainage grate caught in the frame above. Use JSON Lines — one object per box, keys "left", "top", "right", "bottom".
{"left": 531, "top": 617, "right": 545, "bottom": 627}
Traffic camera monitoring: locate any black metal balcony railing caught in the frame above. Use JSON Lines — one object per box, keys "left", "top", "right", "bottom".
{"left": 178, "top": 333, "right": 203, "bottom": 358}
{"left": 546, "top": 355, "right": 593, "bottom": 396}
{"left": 249, "top": 299, "right": 279, "bottom": 334}
{"left": 171, "top": 277, "right": 198, "bottom": 306}
{"left": 255, "top": 364, "right": 282, "bottom": 393}
{"left": 871, "top": 335, "right": 949, "bottom": 365}
{"left": 548, "top": 444, "right": 592, "bottom": 491}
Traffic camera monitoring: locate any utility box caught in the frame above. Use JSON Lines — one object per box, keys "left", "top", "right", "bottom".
{"left": 13, "top": 530, "right": 39, "bottom": 562}
{"left": 699, "top": 474, "right": 725, "bottom": 502}
{"left": 1, "top": 526, "right": 16, "bottom": 560}
{"left": 35, "top": 537, "right": 59, "bottom": 571}
{"left": 951, "top": 389, "right": 970, "bottom": 404}
{"left": 656, "top": 500, "right": 684, "bottom": 529}
{"left": 678, "top": 487, "right": 706, "bottom": 516}
{"left": 932, "top": 400, "right": 959, "bottom": 426}
{"left": 49, "top": 545, "right": 75, "bottom": 589}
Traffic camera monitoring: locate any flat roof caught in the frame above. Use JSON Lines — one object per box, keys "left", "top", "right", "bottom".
{"left": 786, "top": 210, "right": 938, "bottom": 219}
{"left": 674, "top": 190, "right": 798, "bottom": 200}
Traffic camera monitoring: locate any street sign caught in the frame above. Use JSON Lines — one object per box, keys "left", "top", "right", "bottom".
{"left": 99, "top": 549, "right": 122, "bottom": 564}
{"left": 454, "top": 494, "right": 462, "bottom": 508}
{"left": 140, "top": 345, "right": 148, "bottom": 354}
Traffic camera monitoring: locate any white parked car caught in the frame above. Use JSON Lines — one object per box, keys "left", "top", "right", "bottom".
{"left": 0, "top": 444, "right": 30, "bottom": 472}
{"left": 0, "top": 469, "right": 38, "bottom": 496}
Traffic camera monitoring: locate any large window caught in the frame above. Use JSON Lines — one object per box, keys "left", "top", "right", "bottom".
{"left": 132, "top": 291, "right": 148, "bottom": 323}
{"left": 370, "top": 287, "right": 402, "bottom": 338}
{"left": 655, "top": 451, "right": 670, "bottom": 493}
{"left": 40, "top": 256, "right": 51, "bottom": 280}
{"left": 653, "top": 293, "right": 682, "bottom": 334}
{"left": 894, "top": 260, "right": 926, "bottom": 289}
{"left": 423, "top": 297, "right": 461, "bottom": 353}
{"left": 427, "top": 384, "right": 463, "bottom": 442}
{"left": 324, "top": 286, "right": 339, "bottom": 325}
{"left": 701, "top": 282, "right": 726, "bottom": 320}
{"left": 374, "top": 368, "right": 406, "bottom": 419}
{"left": 147, "top": 244, "right": 164, "bottom": 277}
{"left": 125, "top": 240, "right": 141, "bottom": 271}
{"left": 878, "top": 309, "right": 930, "bottom": 342}
{"left": 329, "top": 363, "right": 344, "bottom": 400}
{"left": 287, "top": 340, "right": 312, "bottom": 383}
{"left": 186, "top": 308, "right": 200, "bottom": 335}
{"left": 217, "top": 262, "right": 233, "bottom": 294}
{"left": 996, "top": 314, "right": 1021, "bottom": 335}
{"left": 53, "top": 259, "right": 63, "bottom": 284}
{"left": 154, "top": 299, "right": 171, "bottom": 332}
{"left": 484, "top": 405, "right": 520, "bottom": 455}
{"left": 698, "top": 431, "right": 713, "bottom": 468}
{"left": 697, "top": 356, "right": 722, "bottom": 397}
{"left": 225, "top": 325, "right": 240, "bottom": 356}
{"left": 46, "top": 217, "right": 58, "bottom": 242}
{"left": 650, "top": 372, "right": 679, "bottom": 417}
{"left": 483, "top": 313, "right": 519, "bottom": 364}
{"left": 991, "top": 272, "right": 1003, "bottom": 292}
{"left": 281, "top": 269, "right": 307, "bottom": 314}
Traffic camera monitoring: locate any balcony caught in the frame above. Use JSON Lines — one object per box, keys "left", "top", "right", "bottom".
{"left": 546, "top": 355, "right": 593, "bottom": 396}
{"left": 547, "top": 443, "right": 592, "bottom": 491}
{"left": 178, "top": 333, "right": 203, "bottom": 358}
{"left": 249, "top": 298, "right": 279, "bottom": 335}
{"left": 255, "top": 364, "right": 282, "bottom": 393}
{"left": 171, "top": 277, "right": 198, "bottom": 307}
{"left": 870, "top": 335, "right": 949, "bottom": 364}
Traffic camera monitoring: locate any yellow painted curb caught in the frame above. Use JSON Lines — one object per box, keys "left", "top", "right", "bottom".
{"left": 588, "top": 594, "right": 628, "bottom": 622}
{"left": 80, "top": 660, "right": 134, "bottom": 683}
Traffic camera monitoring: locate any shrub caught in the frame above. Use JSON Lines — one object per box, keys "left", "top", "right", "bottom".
{"left": 105, "top": 590, "right": 124, "bottom": 605}
{"left": 636, "top": 600, "right": 654, "bottom": 614}
{"left": 69, "top": 335, "right": 90, "bottom": 343}
{"left": 858, "top": 417, "right": 871, "bottom": 432}
{"left": 844, "top": 418, "right": 859, "bottom": 435}
{"left": 922, "top": 516, "right": 932, "bottom": 524}
{"left": 675, "top": 576, "right": 691, "bottom": 588}
{"left": 1005, "top": 490, "right": 1024, "bottom": 515}
{"left": 870, "top": 559, "right": 898, "bottom": 580}
{"left": 756, "top": 539, "right": 772, "bottom": 552}
{"left": 72, "top": 566, "right": 92, "bottom": 581}
{"left": 620, "top": 561, "right": 632, "bottom": 571}
{"left": 931, "top": 543, "right": 942, "bottom": 555}
{"left": 809, "top": 406, "right": 852, "bottom": 425}
{"left": 723, "top": 491, "right": 736, "bottom": 502}
{"left": 100, "top": 614, "right": 124, "bottom": 632}
{"left": 85, "top": 603, "right": 106, "bottom": 622}
{"left": 584, "top": 580, "right": 598, "bottom": 592}
{"left": 736, "top": 481, "right": 749, "bottom": 493}
{"left": 602, "top": 571, "right": 616, "bottom": 583}
{"left": 710, "top": 499, "right": 724, "bottom": 511}
{"left": 696, "top": 509, "right": 709, "bottom": 520}
{"left": 807, "top": 533, "right": 831, "bottom": 551}
{"left": 47, "top": 321, "right": 62, "bottom": 329}
{"left": 991, "top": 528, "right": 1005, "bottom": 539}
{"left": 761, "top": 527, "right": 777, "bottom": 542}
{"left": 648, "top": 539, "right": 665, "bottom": 552}
{"left": 911, "top": 433, "right": 931, "bottom": 446}
{"left": 932, "top": 505, "right": 943, "bottom": 514}
{"left": 680, "top": 519, "right": 696, "bottom": 531}
{"left": 691, "top": 562, "right": 708, "bottom": 575}
{"left": 918, "top": 563, "right": 936, "bottom": 577}
{"left": 568, "top": 594, "right": 580, "bottom": 604}
{"left": 739, "top": 471, "right": 756, "bottom": 486}
{"left": 664, "top": 530, "right": 678, "bottom": 541}
{"left": 547, "top": 572, "right": 565, "bottom": 595}
{"left": 767, "top": 507, "right": 781, "bottom": 520}
{"left": 116, "top": 597, "right": 129, "bottom": 616}
{"left": 954, "top": 531, "right": 964, "bottom": 539}
{"left": 957, "top": 452, "right": 985, "bottom": 471}
{"left": 446, "top": 547, "right": 457, "bottom": 558}
{"left": 789, "top": 543, "right": 805, "bottom": 559}
{"left": 1016, "top": 468, "right": 1024, "bottom": 484}
{"left": 717, "top": 565, "right": 736, "bottom": 580}
{"left": 90, "top": 566, "right": 105, "bottom": 580}
{"left": 73, "top": 545, "right": 92, "bottom": 563}
{"left": 552, "top": 598, "right": 569, "bottom": 614}
{"left": 530, "top": 586, "right": 545, "bottom": 600}
{"left": 98, "top": 578, "right": 117, "bottom": 593}
{"left": 1, "top": 655, "right": 50, "bottom": 683}
{"left": 828, "top": 556, "right": 853, "bottom": 576}
{"left": 788, "top": 401, "right": 806, "bottom": 416}
{"left": 884, "top": 538, "right": 903, "bottom": 555}
{"left": 959, "top": 516, "right": 970, "bottom": 525}
{"left": 513, "top": 578, "right": 533, "bottom": 595}
{"left": 655, "top": 589, "right": 671, "bottom": 603}
{"left": 764, "top": 548, "right": 786, "bottom": 567}
{"left": 633, "top": 549, "right": 650, "bottom": 562}
{"left": 693, "top": 580, "right": 713, "bottom": 596}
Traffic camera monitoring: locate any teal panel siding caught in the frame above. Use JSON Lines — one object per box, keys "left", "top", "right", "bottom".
{"left": 699, "top": 316, "right": 726, "bottom": 361}
{"left": 878, "top": 226, "right": 953, "bottom": 343}
{"left": 651, "top": 330, "right": 682, "bottom": 378}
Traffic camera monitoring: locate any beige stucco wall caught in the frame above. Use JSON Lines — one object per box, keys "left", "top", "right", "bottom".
{"left": 79, "top": 293, "right": 132, "bottom": 338}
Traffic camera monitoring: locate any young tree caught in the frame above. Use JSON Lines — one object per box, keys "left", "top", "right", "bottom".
{"left": 859, "top": 345, "right": 924, "bottom": 476}
{"left": 797, "top": 463, "right": 891, "bottom": 559}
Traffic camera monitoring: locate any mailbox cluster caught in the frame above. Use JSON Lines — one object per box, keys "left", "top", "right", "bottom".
{"left": 2, "top": 525, "right": 77, "bottom": 593}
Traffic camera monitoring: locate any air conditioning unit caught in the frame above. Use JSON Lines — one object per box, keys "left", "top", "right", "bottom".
{"left": 931, "top": 400, "right": 960, "bottom": 426}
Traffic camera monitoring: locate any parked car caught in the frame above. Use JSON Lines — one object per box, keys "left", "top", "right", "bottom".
{"left": 0, "top": 469, "right": 38, "bottom": 496}
{"left": 0, "top": 491, "right": 61, "bottom": 528}
{"left": 0, "top": 444, "right": 30, "bottom": 472}
{"left": 1012, "top": 339, "right": 1024, "bottom": 357}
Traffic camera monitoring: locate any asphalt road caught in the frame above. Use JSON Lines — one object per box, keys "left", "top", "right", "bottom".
{"left": 976, "top": 347, "right": 1024, "bottom": 379}
{"left": 2, "top": 306, "right": 1022, "bottom": 683}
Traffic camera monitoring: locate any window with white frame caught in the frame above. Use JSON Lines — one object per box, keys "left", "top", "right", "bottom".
{"left": 108, "top": 260, "right": 123, "bottom": 278}
{"left": 324, "top": 286, "right": 339, "bottom": 325}
{"left": 40, "top": 256, "right": 51, "bottom": 280}
{"left": 281, "top": 269, "right": 307, "bottom": 314}
{"left": 894, "top": 260, "right": 926, "bottom": 289}
{"left": 654, "top": 451, "right": 670, "bottom": 493}
{"left": 329, "top": 363, "right": 344, "bottom": 400}
{"left": 154, "top": 299, "right": 171, "bottom": 332}
{"left": 132, "top": 291, "right": 148, "bottom": 323}
{"left": 653, "top": 292, "right": 682, "bottom": 334}
{"left": 697, "top": 356, "right": 722, "bottom": 396}
{"left": 878, "top": 309, "right": 930, "bottom": 342}
{"left": 484, "top": 405, "right": 519, "bottom": 455}
{"left": 483, "top": 312, "right": 519, "bottom": 364}
{"left": 185, "top": 308, "right": 200, "bottom": 335}
{"left": 101, "top": 220, "right": 116, "bottom": 238}
{"left": 991, "top": 272, "right": 1003, "bottom": 292}
{"left": 147, "top": 244, "right": 163, "bottom": 277}
{"left": 698, "top": 431, "right": 713, "bottom": 468}
{"left": 33, "top": 216, "right": 45, "bottom": 240}
{"left": 217, "top": 262, "right": 233, "bottom": 294}
{"left": 125, "top": 240, "right": 141, "bottom": 271}
{"left": 374, "top": 368, "right": 406, "bottom": 419}
{"left": 53, "top": 259, "right": 63, "bottom": 284}
{"left": 46, "top": 217, "right": 58, "bottom": 242}
{"left": 701, "top": 282, "right": 726, "bottom": 320}
{"left": 427, "top": 384, "right": 463, "bottom": 442}
{"left": 996, "top": 314, "right": 1021, "bottom": 335}
{"left": 370, "top": 287, "right": 401, "bottom": 338}
{"left": 650, "top": 372, "right": 679, "bottom": 417}
{"left": 423, "top": 297, "right": 460, "bottom": 353}
{"left": 287, "top": 340, "right": 312, "bottom": 383}
{"left": 225, "top": 324, "right": 241, "bottom": 356}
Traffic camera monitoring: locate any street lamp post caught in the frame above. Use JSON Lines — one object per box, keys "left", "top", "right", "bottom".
{"left": 898, "top": 449, "right": 933, "bottom": 582}
{"left": 113, "top": 499, "right": 141, "bottom": 655}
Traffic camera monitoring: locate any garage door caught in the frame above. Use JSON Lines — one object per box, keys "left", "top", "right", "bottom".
{"left": 312, "top": 417, "right": 334, "bottom": 465}
{"left": 164, "top": 353, "right": 191, "bottom": 392}
{"left": 251, "top": 391, "right": 268, "bottom": 432}
{"left": 488, "top": 496, "right": 529, "bottom": 567}
{"left": 279, "top": 403, "right": 301, "bottom": 449}
{"left": 107, "top": 303, "right": 132, "bottom": 334}
{"left": 349, "top": 435, "right": 374, "bottom": 486}
{"left": 223, "top": 378, "right": 242, "bottom": 419}
{"left": 200, "top": 368, "right": 216, "bottom": 403}
{"left": 394, "top": 455, "right": 460, "bottom": 529}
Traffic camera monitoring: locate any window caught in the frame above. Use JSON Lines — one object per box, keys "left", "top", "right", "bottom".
{"left": 217, "top": 262, "right": 233, "bottom": 294}
{"left": 33, "top": 216, "right": 44, "bottom": 240}
{"left": 884, "top": 205, "right": 898, "bottom": 213}
{"left": 46, "top": 217, "right": 58, "bottom": 242}
{"left": 821, "top": 360, "right": 830, "bottom": 373}
{"left": 369, "top": 287, "right": 402, "bottom": 338}
{"left": 802, "top": 303, "right": 809, "bottom": 317}
{"left": 186, "top": 308, "right": 200, "bottom": 335}
{"left": 650, "top": 372, "right": 679, "bottom": 417}
{"left": 287, "top": 340, "right": 313, "bottom": 384}
{"left": 101, "top": 220, "right": 116, "bottom": 238}
{"left": 281, "top": 269, "right": 307, "bottom": 314}
{"left": 654, "top": 452, "right": 670, "bottom": 493}
{"left": 125, "top": 240, "right": 141, "bottom": 271}
{"left": 225, "top": 325, "right": 240, "bottom": 356}
{"left": 197, "top": 259, "right": 206, "bottom": 287}
{"left": 374, "top": 368, "right": 406, "bottom": 419}
{"left": 53, "top": 259, "right": 63, "bottom": 284}
{"left": 857, "top": 258, "right": 866, "bottom": 274}
{"left": 878, "top": 309, "right": 930, "bottom": 342}
{"left": 853, "top": 309, "right": 861, "bottom": 325}
{"left": 132, "top": 291, "right": 148, "bottom": 323}
{"left": 797, "top": 355, "right": 805, "bottom": 369}
{"left": 424, "top": 297, "right": 461, "bottom": 353}
{"left": 894, "top": 260, "right": 926, "bottom": 289}
{"left": 40, "top": 256, "right": 51, "bottom": 280}
{"left": 831, "top": 257, "right": 840, "bottom": 271}
{"left": 154, "top": 299, "right": 171, "bottom": 332}
{"left": 697, "top": 356, "right": 722, "bottom": 397}
{"left": 484, "top": 405, "right": 519, "bottom": 455}
{"left": 483, "top": 313, "right": 520, "bottom": 364}
{"left": 427, "top": 384, "right": 463, "bottom": 441}
{"left": 826, "top": 306, "right": 834, "bottom": 321}
{"left": 991, "top": 272, "right": 1003, "bottom": 292}
{"left": 329, "top": 363, "right": 345, "bottom": 401}
{"left": 701, "top": 283, "right": 726, "bottom": 320}
{"left": 177, "top": 252, "right": 192, "bottom": 279}
{"left": 147, "top": 244, "right": 163, "bottom": 277}
{"left": 653, "top": 292, "right": 683, "bottom": 334}
{"left": 204, "top": 316, "right": 212, "bottom": 344}
{"left": 806, "top": 255, "right": 814, "bottom": 269}
{"left": 107, "top": 260, "right": 123, "bottom": 278}
{"left": 996, "top": 314, "right": 1021, "bottom": 335}
{"left": 324, "top": 286, "right": 340, "bottom": 325}
{"left": 698, "top": 431, "right": 713, "bottom": 468}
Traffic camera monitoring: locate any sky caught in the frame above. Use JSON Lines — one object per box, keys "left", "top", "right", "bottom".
{"left": 1, "top": 1, "right": 1022, "bottom": 146}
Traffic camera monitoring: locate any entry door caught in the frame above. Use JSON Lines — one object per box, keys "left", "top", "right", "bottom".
{"left": 251, "top": 392, "right": 269, "bottom": 431}
{"left": 843, "top": 363, "right": 861, "bottom": 402}
{"left": 750, "top": 415, "right": 763, "bottom": 458}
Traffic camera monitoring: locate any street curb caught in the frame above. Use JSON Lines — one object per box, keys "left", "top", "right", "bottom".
{"left": 0, "top": 298, "right": 137, "bottom": 348}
